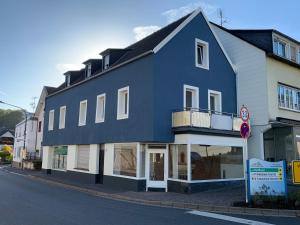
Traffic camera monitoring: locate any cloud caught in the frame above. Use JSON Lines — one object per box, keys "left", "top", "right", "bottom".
{"left": 133, "top": 25, "right": 161, "bottom": 41}
{"left": 56, "top": 63, "right": 84, "bottom": 73}
{"left": 162, "top": 1, "right": 218, "bottom": 23}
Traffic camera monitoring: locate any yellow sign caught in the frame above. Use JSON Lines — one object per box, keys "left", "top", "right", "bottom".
{"left": 292, "top": 160, "right": 300, "bottom": 184}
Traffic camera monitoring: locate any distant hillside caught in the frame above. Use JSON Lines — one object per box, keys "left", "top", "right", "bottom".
{"left": 0, "top": 109, "right": 24, "bottom": 130}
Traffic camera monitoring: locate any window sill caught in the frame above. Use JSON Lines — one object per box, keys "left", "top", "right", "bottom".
{"left": 58, "top": 127, "right": 65, "bottom": 130}
{"left": 117, "top": 114, "right": 129, "bottom": 120}
{"left": 78, "top": 123, "right": 86, "bottom": 127}
{"left": 278, "top": 106, "right": 300, "bottom": 113}
{"left": 95, "top": 119, "right": 105, "bottom": 124}
{"left": 195, "top": 64, "right": 209, "bottom": 70}
{"left": 74, "top": 168, "right": 89, "bottom": 171}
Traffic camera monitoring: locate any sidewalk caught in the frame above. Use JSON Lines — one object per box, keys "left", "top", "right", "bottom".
{"left": 2, "top": 166, "right": 300, "bottom": 217}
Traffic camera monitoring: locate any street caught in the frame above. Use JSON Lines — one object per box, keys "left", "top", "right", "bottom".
{"left": 0, "top": 168, "right": 299, "bottom": 225}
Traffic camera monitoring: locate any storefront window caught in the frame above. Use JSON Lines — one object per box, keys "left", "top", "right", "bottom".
{"left": 53, "top": 146, "right": 68, "bottom": 170}
{"left": 113, "top": 144, "right": 137, "bottom": 177}
{"left": 191, "top": 145, "right": 243, "bottom": 180}
{"left": 168, "top": 144, "right": 188, "bottom": 180}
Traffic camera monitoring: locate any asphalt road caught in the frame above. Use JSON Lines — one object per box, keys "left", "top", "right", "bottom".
{"left": 0, "top": 167, "right": 299, "bottom": 225}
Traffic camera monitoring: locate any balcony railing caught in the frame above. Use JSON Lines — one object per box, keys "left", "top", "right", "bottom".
{"left": 172, "top": 109, "right": 243, "bottom": 131}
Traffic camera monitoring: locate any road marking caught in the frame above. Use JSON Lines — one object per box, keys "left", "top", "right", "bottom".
{"left": 0, "top": 167, "right": 27, "bottom": 177}
{"left": 187, "top": 210, "right": 274, "bottom": 225}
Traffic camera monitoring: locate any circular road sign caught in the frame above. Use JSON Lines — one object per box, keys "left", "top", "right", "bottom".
{"left": 240, "top": 106, "right": 250, "bottom": 122}
{"left": 240, "top": 122, "right": 250, "bottom": 139}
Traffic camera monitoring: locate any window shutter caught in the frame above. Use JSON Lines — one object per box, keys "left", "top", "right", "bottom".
{"left": 77, "top": 145, "right": 90, "bottom": 170}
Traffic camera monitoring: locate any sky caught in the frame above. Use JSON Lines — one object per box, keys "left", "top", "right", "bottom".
{"left": 0, "top": 0, "right": 299, "bottom": 112}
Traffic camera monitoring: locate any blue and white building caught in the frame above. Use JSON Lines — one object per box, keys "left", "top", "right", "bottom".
{"left": 41, "top": 9, "right": 246, "bottom": 193}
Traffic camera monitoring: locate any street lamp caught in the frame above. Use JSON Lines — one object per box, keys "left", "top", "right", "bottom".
{"left": 0, "top": 100, "right": 28, "bottom": 152}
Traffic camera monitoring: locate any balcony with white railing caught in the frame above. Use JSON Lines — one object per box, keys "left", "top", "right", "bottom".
{"left": 172, "top": 109, "right": 243, "bottom": 132}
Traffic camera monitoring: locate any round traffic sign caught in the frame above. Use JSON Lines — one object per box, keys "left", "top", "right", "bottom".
{"left": 240, "top": 122, "right": 250, "bottom": 139}
{"left": 240, "top": 106, "right": 250, "bottom": 122}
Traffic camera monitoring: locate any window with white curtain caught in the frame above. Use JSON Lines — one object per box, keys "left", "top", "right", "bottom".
{"left": 78, "top": 100, "right": 87, "bottom": 126}
{"left": 48, "top": 110, "right": 54, "bottom": 131}
{"left": 95, "top": 94, "right": 106, "bottom": 123}
{"left": 117, "top": 86, "right": 129, "bottom": 120}
{"left": 278, "top": 84, "right": 300, "bottom": 111}
{"left": 59, "top": 106, "right": 66, "bottom": 129}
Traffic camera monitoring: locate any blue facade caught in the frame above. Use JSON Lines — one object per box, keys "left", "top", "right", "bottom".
{"left": 43, "top": 12, "right": 236, "bottom": 145}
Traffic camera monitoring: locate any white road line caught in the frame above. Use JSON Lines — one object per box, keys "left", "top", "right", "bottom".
{"left": 0, "top": 167, "right": 27, "bottom": 177}
{"left": 187, "top": 210, "right": 275, "bottom": 225}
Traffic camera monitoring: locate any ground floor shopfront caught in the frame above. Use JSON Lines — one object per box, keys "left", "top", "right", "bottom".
{"left": 42, "top": 134, "right": 246, "bottom": 193}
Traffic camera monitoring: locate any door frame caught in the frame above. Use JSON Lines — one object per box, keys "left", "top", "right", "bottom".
{"left": 145, "top": 147, "right": 168, "bottom": 191}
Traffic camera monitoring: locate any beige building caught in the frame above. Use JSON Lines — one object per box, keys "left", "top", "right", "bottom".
{"left": 212, "top": 23, "right": 300, "bottom": 172}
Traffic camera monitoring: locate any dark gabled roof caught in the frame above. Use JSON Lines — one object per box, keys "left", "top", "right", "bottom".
{"left": 110, "top": 13, "right": 191, "bottom": 67}
{"left": 44, "top": 86, "right": 57, "bottom": 95}
{"left": 82, "top": 58, "right": 102, "bottom": 65}
{"left": 0, "top": 128, "right": 14, "bottom": 137}
{"left": 211, "top": 22, "right": 300, "bottom": 69}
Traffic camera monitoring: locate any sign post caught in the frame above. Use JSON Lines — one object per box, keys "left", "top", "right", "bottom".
{"left": 239, "top": 105, "right": 250, "bottom": 203}
{"left": 292, "top": 160, "right": 300, "bottom": 184}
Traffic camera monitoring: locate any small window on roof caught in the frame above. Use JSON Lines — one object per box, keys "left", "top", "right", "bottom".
{"left": 103, "top": 55, "right": 110, "bottom": 70}
{"left": 86, "top": 64, "right": 92, "bottom": 78}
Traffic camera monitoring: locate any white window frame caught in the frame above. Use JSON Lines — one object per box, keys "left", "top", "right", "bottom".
{"left": 104, "top": 55, "right": 110, "bottom": 70}
{"left": 95, "top": 93, "right": 106, "bottom": 123}
{"left": 78, "top": 100, "right": 87, "bottom": 126}
{"left": 208, "top": 89, "right": 222, "bottom": 113}
{"left": 195, "top": 38, "right": 209, "bottom": 70}
{"left": 117, "top": 86, "right": 129, "bottom": 120}
{"left": 298, "top": 47, "right": 300, "bottom": 64}
{"left": 183, "top": 85, "right": 199, "bottom": 110}
{"left": 48, "top": 110, "right": 54, "bottom": 131}
{"left": 59, "top": 106, "right": 66, "bottom": 129}
{"left": 278, "top": 83, "right": 300, "bottom": 112}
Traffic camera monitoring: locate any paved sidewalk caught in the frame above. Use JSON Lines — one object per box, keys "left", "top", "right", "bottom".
{"left": 1, "top": 166, "right": 300, "bottom": 217}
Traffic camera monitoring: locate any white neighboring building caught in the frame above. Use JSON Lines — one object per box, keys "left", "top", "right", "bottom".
{"left": 13, "top": 116, "right": 37, "bottom": 164}
{"left": 35, "top": 86, "right": 57, "bottom": 158}
{"left": 13, "top": 86, "right": 56, "bottom": 167}
{"left": 212, "top": 23, "right": 300, "bottom": 170}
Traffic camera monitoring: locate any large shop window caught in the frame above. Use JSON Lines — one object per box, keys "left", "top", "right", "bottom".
{"left": 169, "top": 144, "right": 188, "bottom": 180}
{"left": 113, "top": 144, "right": 137, "bottom": 177}
{"left": 53, "top": 146, "right": 68, "bottom": 170}
{"left": 76, "top": 145, "right": 90, "bottom": 170}
{"left": 191, "top": 145, "right": 243, "bottom": 180}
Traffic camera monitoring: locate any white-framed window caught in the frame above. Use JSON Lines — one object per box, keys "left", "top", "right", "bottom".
{"left": 273, "top": 37, "right": 287, "bottom": 58}
{"left": 78, "top": 100, "right": 87, "bottom": 126}
{"left": 76, "top": 145, "right": 90, "bottom": 170}
{"left": 208, "top": 90, "right": 222, "bottom": 113}
{"left": 48, "top": 110, "right": 54, "bottom": 131}
{"left": 86, "top": 64, "right": 92, "bottom": 78}
{"left": 117, "top": 86, "right": 129, "bottom": 120}
{"left": 95, "top": 93, "right": 106, "bottom": 123}
{"left": 290, "top": 45, "right": 297, "bottom": 63}
{"left": 278, "top": 84, "right": 300, "bottom": 112}
{"left": 298, "top": 48, "right": 300, "bottom": 64}
{"left": 59, "top": 106, "right": 66, "bottom": 129}
{"left": 183, "top": 85, "right": 199, "bottom": 110}
{"left": 195, "top": 38, "right": 209, "bottom": 70}
{"left": 66, "top": 75, "right": 71, "bottom": 87}
{"left": 104, "top": 55, "right": 110, "bottom": 70}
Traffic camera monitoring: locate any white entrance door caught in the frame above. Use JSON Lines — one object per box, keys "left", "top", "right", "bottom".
{"left": 146, "top": 149, "right": 167, "bottom": 190}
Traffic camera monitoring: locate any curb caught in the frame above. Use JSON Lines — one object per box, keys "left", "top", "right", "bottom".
{"left": 2, "top": 168, "right": 300, "bottom": 217}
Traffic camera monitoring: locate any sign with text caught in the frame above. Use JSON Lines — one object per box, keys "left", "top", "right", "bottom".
{"left": 292, "top": 160, "right": 300, "bottom": 184}
{"left": 247, "top": 158, "right": 287, "bottom": 197}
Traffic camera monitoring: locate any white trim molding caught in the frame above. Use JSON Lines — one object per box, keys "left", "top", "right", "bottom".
{"left": 78, "top": 100, "right": 87, "bottom": 126}
{"left": 195, "top": 38, "right": 209, "bottom": 70}
{"left": 183, "top": 84, "right": 199, "bottom": 109}
{"left": 59, "top": 106, "right": 66, "bottom": 129}
{"left": 117, "top": 86, "right": 129, "bottom": 120}
{"left": 48, "top": 109, "right": 54, "bottom": 131}
{"left": 208, "top": 89, "right": 222, "bottom": 112}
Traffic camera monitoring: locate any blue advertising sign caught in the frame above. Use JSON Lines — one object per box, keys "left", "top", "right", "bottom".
{"left": 247, "top": 159, "right": 287, "bottom": 199}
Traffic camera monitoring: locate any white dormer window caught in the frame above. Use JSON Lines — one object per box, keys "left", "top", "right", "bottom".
{"left": 66, "top": 75, "right": 71, "bottom": 87}
{"left": 86, "top": 64, "right": 92, "bottom": 78}
{"left": 104, "top": 55, "right": 110, "bottom": 70}
{"left": 195, "top": 39, "right": 209, "bottom": 70}
{"left": 117, "top": 86, "right": 129, "bottom": 120}
{"left": 273, "top": 38, "right": 286, "bottom": 58}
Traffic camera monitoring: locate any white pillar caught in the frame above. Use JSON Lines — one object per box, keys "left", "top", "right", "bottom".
{"left": 89, "top": 144, "right": 99, "bottom": 174}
